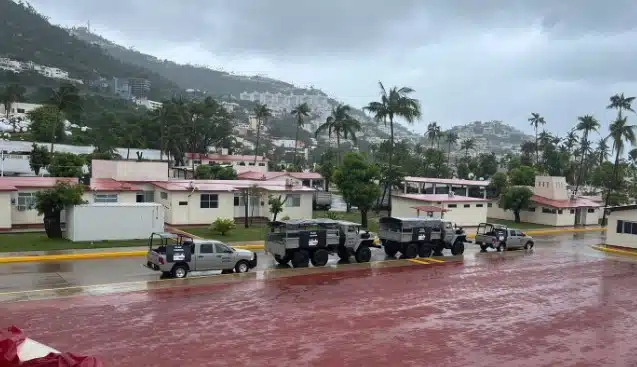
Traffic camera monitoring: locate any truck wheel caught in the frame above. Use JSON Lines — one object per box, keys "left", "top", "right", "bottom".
{"left": 171, "top": 264, "right": 188, "bottom": 279}
{"left": 337, "top": 246, "right": 350, "bottom": 261}
{"left": 418, "top": 245, "right": 432, "bottom": 258}
{"left": 524, "top": 241, "right": 534, "bottom": 250}
{"left": 291, "top": 250, "right": 310, "bottom": 268}
{"left": 355, "top": 246, "right": 372, "bottom": 263}
{"left": 451, "top": 240, "right": 465, "bottom": 256}
{"left": 274, "top": 254, "right": 290, "bottom": 265}
{"left": 235, "top": 260, "right": 250, "bottom": 273}
{"left": 401, "top": 243, "right": 418, "bottom": 259}
{"left": 479, "top": 244, "right": 488, "bottom": 252}
{"left": 383, "top": 242, "right": 399, "bottom": 257}
{"left": 311, "top": 249, "right": 329, "bottom": 267}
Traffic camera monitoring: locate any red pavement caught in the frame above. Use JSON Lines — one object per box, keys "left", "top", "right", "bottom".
{"left": 1, "top": 253, "right": 637, "bottom": 367}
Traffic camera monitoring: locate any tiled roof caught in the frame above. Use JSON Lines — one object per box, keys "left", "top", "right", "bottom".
{"left": 530, "top": 195, "right": 603, "bottom": 209}
{"left": 404, "top": 176, "right": 490, "bottom": 186}
{"left": 0, "top": 177, "right": 77, "bottom": 191}
{"left": 237, "top": 171, "right": 324, "bottom": 180}
{"left": 151, "top": 179, "right": 315, "bottom": 192}
{"left": 186, "top": 153, "right": 267, "bottom": 162}
{"left": 89, "top": 178, "right": 143, "bottom": 192}
{"left": 394, "top": 193, "right": 489, "bottom": 203}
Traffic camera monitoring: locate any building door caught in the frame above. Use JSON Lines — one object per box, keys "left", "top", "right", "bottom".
{"left": 574, "top": 209, "right": 582, "bottom": 226}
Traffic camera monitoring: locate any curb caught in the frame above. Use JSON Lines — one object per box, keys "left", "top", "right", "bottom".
{"left": 591, "top": 245, "right": 637, "bottom": 258}
{"left": 0, "top": 228, "right": 604, "bottom": 264}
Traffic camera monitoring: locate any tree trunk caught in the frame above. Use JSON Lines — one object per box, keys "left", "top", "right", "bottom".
{"left": 360, "top": 209, "right": 368, "bottom": 228}
{"left": 293, "top": 122, "right": 299, "bottom": 166}
{"left": 336, "top": 135, "right": 341, "bottom": 165}
{"left": 43, "top": 210, "right": 63, "bottom": 238}
{"left": 447, "top": 143, "right": 451, "bottom": 166}
{"left": 534, "top": 127, "right": 539, "bottom": 165}
{"left": 126, "top": 147, "right": 130, "bottom": 160}
{"left": 254, "top": 120, "right": 261, "bottom": 165}
{"left": 243, "top": 191, "right": 249, "bottom": 228}
{"left": 574, "top": 134, "right": 587, "bottom": 194}
{"left": 601, "top": 151, "right": 621, "bottom": 226}
{"left": 513, "top": 210, "right": 521, "bottom": 223}
{"left": 388, "top": 117, "right": 394, "bottom": 217}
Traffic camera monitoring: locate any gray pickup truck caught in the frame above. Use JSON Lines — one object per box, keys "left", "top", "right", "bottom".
{"left": 474, "top": 223, "right": 534, "bottom": 252}
{"left": 144, "top": 232, "right": 257, "bottom": 278}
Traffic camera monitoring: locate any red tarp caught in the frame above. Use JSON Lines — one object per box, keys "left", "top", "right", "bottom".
{"left": 0, "top": 327, "right": 102, "bottom": 367}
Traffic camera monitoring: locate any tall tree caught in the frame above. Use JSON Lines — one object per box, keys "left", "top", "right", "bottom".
{"left": 316, "top": 104, "right": 361, "bottom": 165}
{"left": 333, "top": 153, "right": 381, "bottom": 228}
{"left": 290, "top": 102, "right": 310, "bottom": 166}
{"left": 602, "top": 116, "right": 636, "bottom": 224}
{"left": 607, "top": 93, "right": 635, "bottom": 118}
{"left": 459, "top": 138, "right": 476, "bottom": 157}
{"left": 445, "top": 132, "right": 458, "bottom": 166}
{"left": 595, "top": 138, "right": 609, "bottom": 166}
{"left": 574, "top": 115, "right": 600, "bottom": 194}
{"left": 528, "top": 112, "right": 546, "bottom": 165}
{"left": 1, "top": 83, "right": 26, "bottom": 119}
{"left": 254, "top": 103, "right": 272, "bottom": 164}
{"left": 364, "top": 82, "right": 421, "bottom": 216}
{"left": 426, "top": 122, "right": 441, "bottom": 148}
{"left": 48, "top": 83, "right": 81, "bottom": 153}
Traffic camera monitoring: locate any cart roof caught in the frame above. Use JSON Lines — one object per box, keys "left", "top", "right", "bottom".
{"left": 151, "top": 232, "right": 180, "bottom": 239}
{"left": 270, "top": 218, "right": 361, "bottom": 227}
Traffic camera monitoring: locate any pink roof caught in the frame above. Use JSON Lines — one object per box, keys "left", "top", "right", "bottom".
{"left": 0, "top": 177, "right": 77, "bottom": 192}
{"left": 89, "top": 178, "right": 142, "bottom": 192}
{"left": 186, "top": 153, "right": 267, "bottom": 162}
{"left": 394, "top": 193, "right": 489, "bottom": 203}
{"left": 404, "top": 176, "right": 490, "bottom": 186}
{"left": 531, "top": 195, "right": 603, "bottom": 209}
{"left": 151, "top": 179, "right": 315, "bottom": 192}
{"left": 237, "top": 171, "right": 323, "bottom": 180}
{"left": 412, "top": 205, "right": 447, "bottom": 212}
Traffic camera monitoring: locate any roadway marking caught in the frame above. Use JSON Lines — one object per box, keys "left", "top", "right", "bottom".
{"left": 425, "top": 257, "right": 445, "bottom": 263}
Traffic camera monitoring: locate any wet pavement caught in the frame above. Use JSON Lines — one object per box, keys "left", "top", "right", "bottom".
{"left": 1, "top": 232, "right": 637, "bottom": 366}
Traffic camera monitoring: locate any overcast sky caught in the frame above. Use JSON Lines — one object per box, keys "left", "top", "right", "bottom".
{"left": 28, "top": 0, "right": 637, "bottom": 137}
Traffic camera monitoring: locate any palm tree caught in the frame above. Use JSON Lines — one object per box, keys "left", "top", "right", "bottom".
{"left": 316, "top": 104, "right": 361, "bottom": 165}
{"left": 49, "top": 83, "right": 81, "bottom": 153}
{"left": 564, "top": 130, "right": 579, "bottom": 154}
{"left": 291, "top": 102, "right": 310, "bottom": 166}
{"left": 528, "top": 112, "right": 546, "bottom": 165}
{"left": 445, "top": 131, "right": 458, "bottom": 165}
{"left": 602, "top": 116, "right": 636, "bottom": 224}
{"left": 364, "top": 82, "right": 421, "bottom": 216}
{"left": 574, "top": 115, "right": 600, "bottom": 193}
{"left": 426, "top": 122, "right": 441, "bottom": 148}
{"left": 1, "top": 84, "right": 25, "bottom": 119}
{"left": 595, "top": 138, "right": 609, "bottom": 166}
{"left": 607, "top": 93, "right": 635, "bottom": 118}
{"left": 460, "top": 138, "right": 476, "bottom": 158}
{"left": 254, "top": 103, "right": 272, "bottom": 164}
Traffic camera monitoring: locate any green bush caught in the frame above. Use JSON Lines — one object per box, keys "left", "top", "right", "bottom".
{"left": 211, "top": 218, "right": 236, "bottom": 236}
{"left": 280, "top": 215, "right": 291, "bottom": 220}
{"left": 325, "top": 212, "right": 341, "bottom": 220}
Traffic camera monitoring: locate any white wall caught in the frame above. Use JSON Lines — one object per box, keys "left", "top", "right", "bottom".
{"left": 92, "top": 160, "right": 168, "bottom": 181}
{"left": 487, "top": 205, "right": 600, "bottom": 226}
{"left": 606, "top": 210, "right": 637, "bottom": 249}
{"left": 534, "top": 176, "right": 568, "bottom": 200}
{"left": 0, "top": 192, "right": 12, "bottom": 229}
{"left": 392, "top": 196, "right": 488, "bottom": 227}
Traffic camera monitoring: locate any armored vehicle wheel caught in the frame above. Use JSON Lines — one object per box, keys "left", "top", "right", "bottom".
{"left": 355, "top": 245, "right": 372, "bottom": 263}
{"left": 337, "top": 246, "right": 350, "bottom": 261}
{"left": 383, "top": 241, "right": 399, "bottom": 257}
{"left": 171, "top": 264, "right": 188, "bottom": 279}
{"left": 418, "top": 244, "right": 433, "bottom": 258}
{"left": 291, "top": 250, "right": 310, "bottom": 268}
{"left": 451, "top": 240, "right": 465, "bottom": 255}
{"left": 274, "top": 254, "right": 291, "bottom": 265}
{"left": 401, "top": 243, "right": 418, "bottom": 259}
{"left": 311, "top": 249, "right": 329, "bottom": 267}
{"left": 524, "top": 241, "right": 534, "bottom": 250}
{"left": 479, "top": 244, "right": 489, "bottom": 252}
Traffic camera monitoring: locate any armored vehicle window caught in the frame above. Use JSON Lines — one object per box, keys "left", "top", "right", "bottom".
{"left": 200, "top": 244, "right": 214, "bottom": 253}
{"left": 215, "top": 243, "right": 233, "bottom": 253}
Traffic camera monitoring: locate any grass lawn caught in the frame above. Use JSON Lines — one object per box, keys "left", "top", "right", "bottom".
{"left": 486, "top": 218, "right": 554, "bottom": 230}
{"left": 0, "top": 232, "right": 147, "bottom": 253}
{"left": 179, "top": 225, "right": 268, "bottom": 243}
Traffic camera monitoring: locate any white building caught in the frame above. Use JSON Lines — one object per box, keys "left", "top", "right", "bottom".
{"left": 185, "top": 153, "right": 268, "bottom": 174}
{"left": 0, "top": 102, "right": 42, "bottom": 118}
{"left": 488, "top": 176, "right": 602, "bottom": 226}
{"left": 605, "top": 205, "right": 637, "bottom": 250}
{"left": 134, "top": 98, "right": 162, "bottom": 110}
{"left": 238, "top": 91, "right": 329, "bottom": 113}
{"left": 391, "top": 193, "right": 490, "bottom": 227}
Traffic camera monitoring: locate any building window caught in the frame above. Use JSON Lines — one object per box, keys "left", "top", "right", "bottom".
{"left": 476, "top": 204, "right": 484, "bottom": 208}
{"left": 616, "top": 220, "right": 637, "bottom": 235}
{"left": 136, "top": 191, "right": 154, "bottom": 203}
{"left": 447, "top": 204, "right": 457, "bottom": 208}
{"left": 487, "top": 203, "right": 492, "bottom": 207}
{"left": 570, "top": 209, "right": 575, "bottom": 214}
{"left": 558, "top": 210, "right": 563, "bottom": 214}
{"left": 16, "top": 192, "right": 36, "bottom": 211}
{"left": 258, "top": 163, "right": 266, "bottom": 166}
{"left": 94, "top": 194, "right": 118, "bottom": 203}
{"left": 160, "top": 192, "right": 168, "bottom": 200}
{"left": 17, "top": 108, "right": 25, "bottom": 113}
{"left": 248, "top": 162, "right": 256, "bottom": 166}
{"left": 285, "top": 194, "right": 301, "bottom": 207}
{"left": 178, "top": 201, "right": 188, "bottom": 206}
{"left": 463, "top": 204, "right": 470, "bottom": 208}
{"left": 542, "top": 207, "right": 557, "bottom": 214}
{"left": 587, "top": 208, "right": 595, "bottom": 213}
{"left": 527, "top": 207, "right": 536, "bottom": 212}
{"left": 200, "top": 194, "right": 219, "bottom": 209}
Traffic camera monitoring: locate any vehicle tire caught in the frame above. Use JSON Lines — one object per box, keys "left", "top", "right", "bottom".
{"left": 355, "top": 246, "right": 372, "bottom": 263}
{"left": 235, "top": 260, "right": 250, "bottom": 273}
{"left": 418, "top": 244, "right": 433, "bottom": 258}
{"left": 337, "top": 246, "right": 350, "bottom": 261}
{"left": 311, "top": 249, "right": 329, "bottom": 267}
{"left": 171, "top": 264, "right": 188, "bottom": 279}
{"left": 524, "top": 241, "right": 534, "bottom": 250}
{"left": 291, "top": 250, "right": 310, "bottom": 268}
{"left": 479, "top": 244, "right": 488, "bottom": 252}
{"left": 383, "top": 241, "right": 399, "bottom": 257}
{"left": 401, "top": 243, "right": 418, "bottom": 259}
{"left": 451, "top": 240, "right": 465, "bottom": 256}
{"left": 274, "top": 254, "right": 290, "bottom": 265}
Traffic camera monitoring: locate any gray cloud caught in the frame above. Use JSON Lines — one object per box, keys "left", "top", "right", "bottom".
{"left": 26, "top": 0, "right": 637, "bottom": 138}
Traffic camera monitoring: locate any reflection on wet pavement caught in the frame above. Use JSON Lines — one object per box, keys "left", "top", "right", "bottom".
{"left": 1, "top": 232, "right": 636, "bottom": 366}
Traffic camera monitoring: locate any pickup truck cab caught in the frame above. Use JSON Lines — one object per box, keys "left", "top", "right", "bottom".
{"left": 474, "top": 223, "right": 534, "bottom": 252}
{"left": 145, "top": 232, "right": 257, "bottom": 278}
